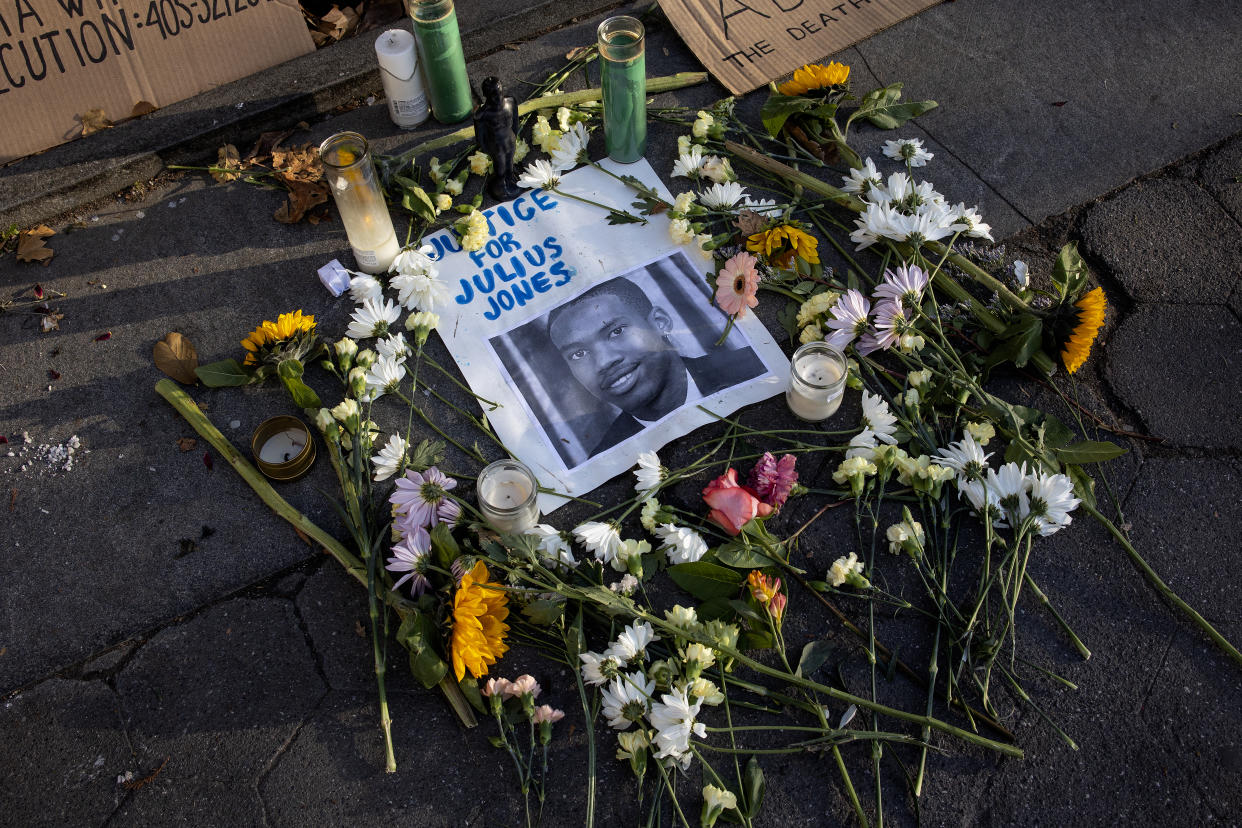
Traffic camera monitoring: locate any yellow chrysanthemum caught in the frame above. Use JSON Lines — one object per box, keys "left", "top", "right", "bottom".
{"left": 239, "top": 310, "right": 316, "bottom": 365}
{"left": 1061, "top": 287, "right": 1106, "bottom": 374}
{"left": 777, "top": 62, "right": 850, "bottom": 96}
{"left": 450, "top": 561, "right": 510, "bottom": 681}
{"left": 745, "top": 225, "right": 820, "bottom": 268}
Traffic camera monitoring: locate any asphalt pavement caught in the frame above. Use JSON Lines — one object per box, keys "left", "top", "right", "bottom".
{"left": 2, "top": 0, "right": 1241, "bottom": 825}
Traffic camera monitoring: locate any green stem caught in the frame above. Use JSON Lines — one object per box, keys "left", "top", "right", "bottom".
{"left": 1023, "top": 573, "right": 1091, "bottom": 660}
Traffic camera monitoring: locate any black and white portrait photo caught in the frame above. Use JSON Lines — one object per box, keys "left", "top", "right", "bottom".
{"left": 488, "top": 250, "right": 770, "bottom": 470}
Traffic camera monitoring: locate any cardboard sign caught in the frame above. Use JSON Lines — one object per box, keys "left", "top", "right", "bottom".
{"left": 0, "top": 0, "right": 315, "bottom": 162}
{"left": 657, "top": 0, "right": 940, "bottom": 95}
{"left": 424, "top": 159, "right": 789, "bottom": 514}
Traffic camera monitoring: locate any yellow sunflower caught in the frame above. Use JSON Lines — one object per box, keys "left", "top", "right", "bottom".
{"left": 450, "top": 560, "right": 510, "bottom": 681}
{"left": 745, "top": 225, "right": 820, "bottom": 268}
{"left": 239, "top": 310, "right": 316, "bottom": 365}
{"left": 1060, "top": 287, "right": 1106, "bottom": 374}
{"left": 777, "top": 62, "right": 850, "bottom": 96}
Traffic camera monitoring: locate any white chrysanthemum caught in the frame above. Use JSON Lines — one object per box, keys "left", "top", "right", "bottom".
{"left": 860, "top": 391, "right": 899, "bottom": 444}
{"left": 841, "top": 158, "right": 883, "bottom": 196}
{"left": 741, "top": 195, "right": 781, "bottom": 215}
{"left": 574, "top": 521, "right": 623, "bottom": 565}
{"left": 988, "top": 462, "right": 1031, "bottom": 520}
{"left": 579, "top": 651, "right": 622, "bottom": 686}
{"left": 699, "top": 181, "right": 746, "bottom": 210}
{"left": 526, "top": 523, "right": 577, "bottom": 568}
{"left": 633, "top": 451, "right": 664, "bottom": 497}
{"left": 363, "top": 354, "right": 406, "bottom": 401}
{"left": 348, "top": 273, "right": 384, "bottom": 303}
{"left": 873, "top": 262, "right": 929, "bottom": 309}
{"left": 372, "top": 433, "right": 409, "bottom": 482}
{"left": 950, "top": 203, "right": 993, "bottom": 241}
{"left": 672, "top": 145, "right": 706, "bottom": 179}
{"left": 882, "top": 137, "right": 934, "bottom": 167}
{"left": 936, "top": 432, "right": 992, "bottom": 481}
{"left": 517, "top": 159, "right": 561, "bottom": 190}
{"left": 845, "top": 428, "right": 878, "bottom": 460}
{"left": 346, "top": 296, "right": 401, "bottom": 340}
{"left": 1024, "top": 471, "right": 1080, "bottom": 536}
{"left": 601, "top": 671, "right": 655, "bottom": 730}
{"left": 823, "top": 288, "right": 871, "bottom": 350}
{"left": 551, "top": 122, "right": 590, "bottom": 170}
{"left": 609, "top": 574, "right": 640, "bottom": 595}
{"left": 376, "top": 332, "right": 411, "bottom": 363}
{"left": 850, "top": 202, "right": 902, "bottom": 250}
{"left": 655, "top": 523, "right": 708, "bottom": 565}
{"left": 648, "top": 688, "right": 706, "bottom": 767}
{"left": 607, "top": 621, "right": 658, "bottom": 664}
{"left": 391, "top": 269, "right": 450, "bottom": 311}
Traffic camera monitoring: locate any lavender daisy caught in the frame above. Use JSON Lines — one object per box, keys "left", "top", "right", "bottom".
{"left": 390, "top": 466, "right": 458, "bottom": 529}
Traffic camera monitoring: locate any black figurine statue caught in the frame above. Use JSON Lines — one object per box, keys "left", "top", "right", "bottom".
{"left": 474, "top": 77, "right": 521, "bottom": 200}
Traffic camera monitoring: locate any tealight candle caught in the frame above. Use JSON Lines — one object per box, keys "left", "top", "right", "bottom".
{"left": 477, "top": 459, "right": 539, "bottom": 534}
{"left": 250, "top": 416, "right": 317, "bottom": 481}
{"left": 319, "top": 132, "right": 401, "bottom": 274}
{"left": 787, "top": 342, "right": 847, "bottom": 422}
{"left": 374, "top": 29, "right": 429, "bottom": 129}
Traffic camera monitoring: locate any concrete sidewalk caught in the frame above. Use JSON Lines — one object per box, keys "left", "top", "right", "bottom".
{"left": 2, "top": 0, "right": 1241, "bottom": 825}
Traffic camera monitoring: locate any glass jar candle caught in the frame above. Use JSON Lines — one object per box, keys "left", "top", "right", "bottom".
{"left": 597, "top": 15, "right": 646, "bottom": 163}
{"left": 786, "top": 342, "right": 847, "bottom": 422}
{"left": 477, "top": 459, "right": 539, "bottom": 533}
{"left": 408, "top": 0, "right": 473, "bottom": 124}
{"left": 319, "top": 132, "right": 401, "bottom": 274}
{"left": 375, "top": 29, "right": 430, "bottom": 129}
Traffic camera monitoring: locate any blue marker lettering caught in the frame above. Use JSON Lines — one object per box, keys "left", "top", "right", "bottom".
{"left": 511, "top": 280, "right": 535, "bottom": 307}
{"left": 531, "top": 190, "right": 558, "bottom": 211}
{"left": 484, "top": 294, "right": 501, "bottom": 320}
{"left": 542, "top": 235, "right": 563, "bottom": 259}
{"left": 551, "top": 260, "right": 573, "bottom": 287}
{"left": 530, "top": 271, "right": 551, "bottom": 293}
{"left": 512, "top": 196, "right": 535, "bottom": 221}
{"left": 522, "top": 245, "right": 547, "bottom": 267}
{"left": 454, "top": 278, "right": 474, "bottom": 305}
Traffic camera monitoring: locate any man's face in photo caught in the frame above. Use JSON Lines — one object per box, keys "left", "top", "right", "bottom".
{"left": 549, "top": 291, "right": 678, "bottom": 414}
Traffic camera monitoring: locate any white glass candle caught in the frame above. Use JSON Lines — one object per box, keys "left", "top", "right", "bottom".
{"left": 787, "top": 342, "right": 847, "bottom": 422}
{"left": 319, "top": 132, "right": 401, "bottom": 274}
{"left": 477, "top": 459, "right": 539, "bottom": 533}
{"left": 375, "top": 29, "right": 430, "bottom": 129}
{"left": 259, "top": 428, "right": 308, "bottom": 464}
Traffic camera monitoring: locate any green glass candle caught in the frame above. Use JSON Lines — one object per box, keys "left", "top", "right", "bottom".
{"left": 598, "top": 16, "right": 646, "bottom": 163}
{"left": 409, "top": 0, "right": 473, "bottom": 124}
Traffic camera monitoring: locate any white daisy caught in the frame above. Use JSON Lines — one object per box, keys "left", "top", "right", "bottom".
{"left": 988, "top": 462, "right": 1030, "bottom": 521}
{"left": 371, "top": 433, "right": 409, "bottom": 481}
{"left": 391, "top": 269, "right": 450, "bottom": 311}
{"left": 841, "top": 158, "right": 883, "bottom": 196}
{"left": 1024, "top": 471, "right": 1080, "bottom": 536}
{"left": 606, "top": 621, "right": 658, "bottom": 664}
{"left": 936, "top": 432, "right": 991, "bottom": 481}
{"left": 550, "top": 122, "right": 590, "bottom": 170}
{"left": 579, "top": 651, "right": 622, "bottom": 686}
{"left": 376, "top": 332, "right": 412, "bottom": 363}
{"left": 363, "top": 354, "right": 406, "bottom": 401}
{"left": 346, "top": 296, "right": 401, "bottom": 340}
{"left": 348, "top": 273, "right": 383, "bottom": 303}
{"left": 517, "top": 159, "right": 561, "bottom": 190}
{"left": 845, "top": 428, "right": 878, "bottom": 460}
{"left": 949, "top": 203, "right": 993, "bottom": 241}
{"left": 741, "top": 195, "right": 781, "bottom": 215}
{"left": 525, "top": 523, "right": 577, "bottom": 568}
{"left": 391, "top": 246, "right": 436, "bottom": 277}
{"left": 654, "top": 524, "right": 708, "bottom": 565}
{"left": 633, "top": 451, "right": 665, "bottom": 497}
{"left": 647, "top": 688, "right": 706, "bottom": 766}
{"left": 672, "top": 145, "right": 706, "bottom": 179}
{"left": 873, "top": 262, "right": 929, "bottom": 309}
{"left": 601, "top": 671, "right": 655, "bottom": 730}
{"left": 860, "top": 391, "right": 898, "bottom": 444}
{"left": 574, "top": 521, "right": 623, "bottom": 565}
{"left": 882, "top": 138, "right": 934, "bottom": 167}
{"left": 699, "top": 181, "right": 746, "bottom": 211}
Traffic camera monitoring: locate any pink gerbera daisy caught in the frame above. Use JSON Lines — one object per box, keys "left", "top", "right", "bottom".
{"left": 715, "top": 251, "right": 760, "bottom": 317}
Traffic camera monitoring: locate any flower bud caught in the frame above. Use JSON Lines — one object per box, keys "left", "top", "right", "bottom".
{"left": 333, "top": 337, "right": 358, "bottom": 371}
{"left": 348, "top": 367, "right": 367, "bottom": 397}
{"left": 354, "top": 349, "right": 377, "bottom": 370}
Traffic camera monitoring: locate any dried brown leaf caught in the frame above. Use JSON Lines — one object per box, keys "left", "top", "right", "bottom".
{"left": 153, "top": 332, "right": 200, "bottom": 384}
{"left": 316, "top": 5, "right": 359, "bottom": 41}
{"left": 271, "top": 145, "right": 322, "bottom": 183}
{"left": 40, "top": 313, "right": 63, "bottom": 333}
{"left": 736, "top": 209, "right": 766, "bottom": 237}
{"left": 16, "top": 226, "right": 54, "bottom": 264}
{"left": 80, "top": 108, "right": 113, "bottom": 136}
{"left": 131, "top": 100, "right": 157, "bottom": 117}
{"left": 565, "top": 45, "right": 593, "bottom": 61}
{"left": 245, "top": 128, "right": 296, "bottom": 163}
{"left": 211, "top": 145, "right": 244, "bottom": 183}
{"left": 177, "top": 437, "right": 197, "bottom": 452}
{"left": 274, "top": 180, "right": 329, "bottom": 224}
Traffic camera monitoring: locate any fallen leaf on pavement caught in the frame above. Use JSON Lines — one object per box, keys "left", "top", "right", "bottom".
{"left": 274, "top": 180, "right": 329, "bottom": 224}
{"left": 153, "top": 332, "right": 200, "bottom": 384}
{"left": 41, "top": 313, "right": 64, "bottom": 332}
{"left": 271, "top": 145, "right": 322, "bottom": 184}
{"left": 211, "top": 144, "right": 244, "bottom": 183}
{"left": 176, "top": 437, "right": 197, "bottom": 452}
{"left": 131, "top": 100, "right": 157, "bottom": 117}
{"left": 737, "top": 209, "right": 766, "bottom": 236}
{"left": 17, "top": 226, "right": 55, "bottom": 264}
{"left": 79, "top": 108, "right": 113, "bottom": 136}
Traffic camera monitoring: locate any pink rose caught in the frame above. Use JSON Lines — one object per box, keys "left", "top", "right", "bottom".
{"left": 702, "top": 468, "right": 772, "bottom": 536}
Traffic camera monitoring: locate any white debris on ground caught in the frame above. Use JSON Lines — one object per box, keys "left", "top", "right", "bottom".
{"left": 3, "top": 431, "right": 86, "bottom": 475}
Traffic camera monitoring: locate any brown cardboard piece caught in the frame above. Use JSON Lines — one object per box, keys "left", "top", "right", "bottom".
{"left": 0, "top": 0, "right": 316, "bottom": 162}
{"left": 657, "top": 0, "right": 940, "bottom": 95}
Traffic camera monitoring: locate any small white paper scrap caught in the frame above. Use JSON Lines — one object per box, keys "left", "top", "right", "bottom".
{"left": 318, "top": 259, "right": 351, "bottom": 297}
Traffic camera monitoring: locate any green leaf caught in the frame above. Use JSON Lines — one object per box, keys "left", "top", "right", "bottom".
{"left": 606, "top": 210, "right": 647, "bottom": 226}
{"left": 742, "top": 757, "right": 766, "bottom": 818}
{"left": 667, "top": 561, "right": 745, "bottom": 600}
{"left": 1052, "top": 242, "right": 1090, "bottom": 302}
{"left": 195, "top": 358, "right": 251, "bottom": 387}
{"left": 401, "top": 184, "right": 438, "bottom": 222}
{"left": 796, "top": 640, "right": 833, "bottom": 678}
{"left": 522, "top": 598, "right": 565, "bottom": 626}
{"left": 407, "top": 439, "right": 446, "bottom": 472}
{"left": 777, "top": 300, "right": 800, "bottom": 342}
{"left": 398, "top": 611, "right": 449, "bottom": 688}
{"left": 695, "top": 596, "right": 734, "bottom": 622}
{"left": 848, "top": 83, "right": 938, "bottom": 130}
{"left": 760, "top": 93, "right": 814, "bottom": 137}
{"left": 430, "top": 522, "right": 461, "bottom": 569}
{"left": 1054, "top": 440, "right": 1127, "bottom": 464}
{"left": 458, "top": 676, "right": 487, "bottom": 714}
{"left": 564, "top": 609, "right": 587, "bottom": 660}
{"left": 985, "top": 315, "right": 1043, "bottom": 370}
{"left": 280, "top": 376, "right": 322, "bottom": 410}
{"left": 738, "top": 630, "right": 774, "bottom": 650}
{"left": 714, "top": 537, "right": 778, "bottom": 569}
{"left": 727, "top": 599, "right": 766, "bottom": 625}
